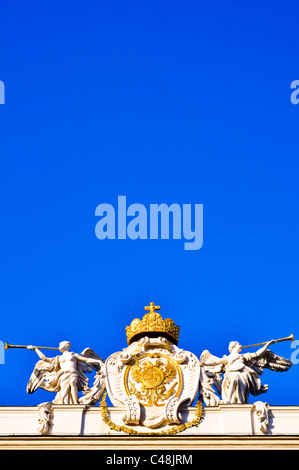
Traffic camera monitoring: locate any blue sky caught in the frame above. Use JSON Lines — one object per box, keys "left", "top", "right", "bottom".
{"left": 0, "top": 0, "right": 298, "bottom": 407}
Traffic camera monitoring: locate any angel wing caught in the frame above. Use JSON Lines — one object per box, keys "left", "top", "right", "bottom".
{"left": 245, "top": 349, "right": 292, "bottom": 376}
{"left": 199, "top": 350, "right": 225, "bottom": 405}
{"left": 26, "top": 356, "right": 60, "bottom": 394}
{"left": 75, "top": 348, "right": 105, "bottom": 404}
{"left": 79, "top": 371, "right": 106, "bottom": 405}
{"left": 78, "top": 348, "right": 104, "bottom": 373}
{"left": 200, "top": 350, "right": 226, "bottom": 372}
{"left": 76, "top": 348, "right": 105, "bottom": 392}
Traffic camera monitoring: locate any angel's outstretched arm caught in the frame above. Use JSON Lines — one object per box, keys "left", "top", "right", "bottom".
{"left": 74, "top": 353, "right": 102, "bottom": 365}
{"left": 249, "top": 340, "right": 275, "bottom": 360}
{"left": 200, "top": 356, "right": 228, "bottom": 367}
{"left": 27, "top": 346, "right": 52, "bottom": 363}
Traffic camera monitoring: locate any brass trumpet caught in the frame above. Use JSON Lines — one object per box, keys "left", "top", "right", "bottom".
{"left": 241, "top": 333, "right": 294, "bottom": 349}
{"left": 5, "top": 342, "right": 59, "bottom": 351}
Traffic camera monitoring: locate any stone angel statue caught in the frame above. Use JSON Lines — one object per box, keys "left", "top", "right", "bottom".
{"left": 199, "top": 338, "right": 292, "bottom": 404}
{"left": 26, "top": 340, "right": 105, "bottom": 405}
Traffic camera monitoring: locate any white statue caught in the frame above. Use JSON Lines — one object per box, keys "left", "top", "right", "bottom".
{"left": 199, "top": 339, "right": 292, "bottom": 404}
{"left": 26, "top": 341, "right": 105, "bottom": 405}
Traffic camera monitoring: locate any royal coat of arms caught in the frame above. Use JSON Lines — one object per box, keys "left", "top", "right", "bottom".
{"left": 105, "top": 302, "right": 201, "bottom": 429}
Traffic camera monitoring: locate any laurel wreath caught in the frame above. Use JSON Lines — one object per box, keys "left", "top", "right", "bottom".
{"left": 99, "top": 392, "right": 203, "bottom": 436}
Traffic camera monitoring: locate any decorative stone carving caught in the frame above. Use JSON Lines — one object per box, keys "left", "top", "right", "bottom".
{"left": 199, "top": 340, "right": 292, "bottom": 404}
{"left": 37, "top": 402, "right": 53, "bottom": 435}
{"left": 254, "top": 401, "right": 270, "bottom": 434}
{"left": 5, "top": 301, "right": 294, "bottom": 437}
{"left": 105, "top": 334, "right": 200, "bottom": 429}
{"left": 26, "top": 341, "right": 105, "bottom": 405}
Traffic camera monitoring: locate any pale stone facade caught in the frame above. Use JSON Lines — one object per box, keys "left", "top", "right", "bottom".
{"left": 0, "top": 404, "right": 299, "bottom": 449}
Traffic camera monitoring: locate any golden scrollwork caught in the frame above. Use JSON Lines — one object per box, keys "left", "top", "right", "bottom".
{"left": 99, "top": 392, "right": 203, "bottom": 436}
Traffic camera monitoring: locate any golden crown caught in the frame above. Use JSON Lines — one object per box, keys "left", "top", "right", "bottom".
{"left": 125, "top": 302, "right": 180, "bottom": 345}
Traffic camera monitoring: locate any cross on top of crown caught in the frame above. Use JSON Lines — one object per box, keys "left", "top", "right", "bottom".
{"left": 144, "top": 302, "right": 161, "bottom": 314}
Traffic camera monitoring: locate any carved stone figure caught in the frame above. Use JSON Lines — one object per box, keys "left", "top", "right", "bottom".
{"left": 254, "top": 401, "right": 270, "bottom": 434}
{"left": 199, "top": 339, "right": 292, "bottom": 404}
{"left": 26, "top": 341, "right": 105, "bottom": 405}
{"left": 37, "top": 402, "right": 53, "bottom": 435}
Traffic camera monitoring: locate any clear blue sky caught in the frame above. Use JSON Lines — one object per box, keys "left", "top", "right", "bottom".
{"left": 0, "top": 0, "right": 298, "bottom": 406}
